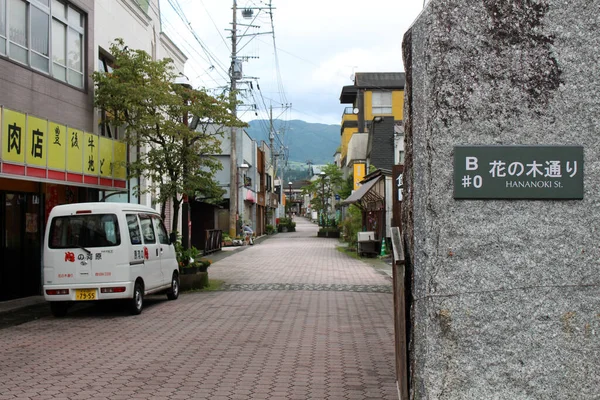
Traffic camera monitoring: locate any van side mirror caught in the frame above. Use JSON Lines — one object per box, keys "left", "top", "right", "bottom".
{"left": 169, "top": 232, "right": 177, "bottom": 244}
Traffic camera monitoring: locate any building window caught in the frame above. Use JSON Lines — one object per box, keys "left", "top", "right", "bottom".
{"left": 52, "top": 0, "right": 84, "bottom": 87}
{"left": 98, "top": 53, "right": 119, "bottom": 139}
{"left": 0, "top": 0, "right": 84, "bottom": 88}
{"left": 372, "top": 91, "right": 392, "bottom": 115}
{"left": 8, "top": 0, "right": 27, "bottom": 64}
{"left": 135, "top": 0, "right": 149, "bottom": 13}
{"left": 0, "top": 0, "right": 5, "bottom": 54}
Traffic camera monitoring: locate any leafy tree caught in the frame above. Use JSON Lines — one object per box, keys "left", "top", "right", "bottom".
{"left": 92, "top": 39, "right": 245, "bottom": 233}
{"left": 301, "top": 163, "right": 344, "bottom": 223}
{"left": 338, "top": 173, "right": 354, "bottom": 200}
{"left": 340, "top": 204, "right": 362, "bottom": 249}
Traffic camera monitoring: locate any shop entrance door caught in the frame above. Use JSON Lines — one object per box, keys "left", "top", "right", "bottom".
{"left": 0, "top": 193, "right": 43, "bottom": 301}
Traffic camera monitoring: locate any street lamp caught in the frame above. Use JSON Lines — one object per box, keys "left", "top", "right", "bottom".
{"left": 288, "top": 181, "right": 293, "bottom": 219}
{"left": 319, "top": 172, "right": 326, "bottom": 227}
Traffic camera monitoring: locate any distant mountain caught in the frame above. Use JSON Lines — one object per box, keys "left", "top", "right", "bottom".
{"left": 245, "top": 119, "right": 340, "bottom": 165}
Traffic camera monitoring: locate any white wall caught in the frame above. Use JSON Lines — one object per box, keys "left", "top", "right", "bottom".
{"left": 94, "top": 0, "right": 187, "bottom": 230}
{"left": 385, "top": 175, "right": 393, "bottom": 239}
{"left": 95, "top": 0, "right": 156, "bottom": 56}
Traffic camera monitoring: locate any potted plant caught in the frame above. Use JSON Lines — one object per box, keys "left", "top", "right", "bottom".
{"left": 277, "top": 217, "right": 296, "bottom": 233}
{"left": 174, "top": 241, "right": 204, "bottom": 274}
{"left": 318, "top": 219, "right": 341, "bottom": 238}
{"left": 221, "top": 233, "right": 233, "bottom": 247}
{"left": 179, "top": 257, "right": 211, "bottom": 290}
{"left": 195, "top": 258, "right": 212, "bottom": 272}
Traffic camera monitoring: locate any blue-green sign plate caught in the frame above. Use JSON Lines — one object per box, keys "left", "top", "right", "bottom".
{"left": 454, "top": 146, "right": 583, "bottom": 199}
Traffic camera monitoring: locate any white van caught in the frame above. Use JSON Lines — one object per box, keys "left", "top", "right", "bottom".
{"left": 43, "top": 202, "right": 180, "bottom": 317}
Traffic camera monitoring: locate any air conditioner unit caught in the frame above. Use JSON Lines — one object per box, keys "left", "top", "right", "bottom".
{"left": 357, "top": 231, "right": 376, "bottom": 242}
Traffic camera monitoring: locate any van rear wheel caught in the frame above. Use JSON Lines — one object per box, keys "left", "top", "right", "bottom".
{"left": 50, "top": 302, "right": 69, "bottom": 318}
{"left": 129, "top": 282, "right": 143, "bottom": 315}
{"left": 167, "top": 273, "right": 179, "bottom": 300}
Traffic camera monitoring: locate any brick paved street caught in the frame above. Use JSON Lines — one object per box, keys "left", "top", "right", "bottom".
{"left": 0, "top": 217, "right": 397, "bottom": 399}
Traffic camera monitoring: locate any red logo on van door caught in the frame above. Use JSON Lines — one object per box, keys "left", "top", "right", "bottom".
{"left": 144, "top": 247, "right": 149, "bottom": 260}
{"left": 65, "top": 252, "right": 75, "bottom": 262}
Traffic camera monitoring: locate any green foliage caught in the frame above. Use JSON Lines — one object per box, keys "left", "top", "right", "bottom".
{"left": 340, "top": 204, "right": 362, "bottom": 249}
{"left": 301, "top": 163, "right": 344, "bottom": 221}
{"left": 336, "top": 245, "right": 360, "bottom": 260}
{"left": 277, "top": 217, "right": 296, "bottom": 232}
{"left": 338, "top": 174, "right": 354, "bottom": 200}
{"left": 199, "top": 279, "right": 225, "bottom": 292}
{"left": 173, "top": 233, "right": 210, "bottom": 269}
{"left": 319, "top": 226, "right": 339, "bottom": 233}
{"left": 323, "top": 217, "right": 338, "bottom": 228}
{"left": 92, "top": 39, "right": 246, "bottom": 232}
{"left": 266, "top": 224, "right": 275, "bottom": 235}
{"left": 174, "top": 241, "right": 202, "bottom": 268}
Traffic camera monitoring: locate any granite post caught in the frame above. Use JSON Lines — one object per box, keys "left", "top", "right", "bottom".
{"left": 402, "top": 1, "right": 600, "bottom": 398}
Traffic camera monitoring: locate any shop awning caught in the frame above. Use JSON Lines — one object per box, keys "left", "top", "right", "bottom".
{"left": 341, "top": 177, "right": 383, "bottom": 207}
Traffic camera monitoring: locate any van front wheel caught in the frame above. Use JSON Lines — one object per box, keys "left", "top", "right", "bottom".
{"left": 129, "top": 282, "right": 143, "bottom": 315}
{"left": 50, "top": 302, "right": 69, "bottom": 318}
{"left": 167, "top": 273, "right": 179, "bottom": 300}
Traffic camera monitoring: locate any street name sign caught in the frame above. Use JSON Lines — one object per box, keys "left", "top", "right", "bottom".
{"left": 453, "top": 146, "right": 584, "bottom": 199}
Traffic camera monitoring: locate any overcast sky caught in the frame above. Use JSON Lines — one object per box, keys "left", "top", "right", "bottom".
{"left": 159, "top": 0, "right": 426, "bottom": 126}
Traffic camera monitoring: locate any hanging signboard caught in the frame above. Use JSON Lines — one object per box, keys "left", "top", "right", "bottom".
{"left": 454, "top": 146, "right": 583, "bottom": 199}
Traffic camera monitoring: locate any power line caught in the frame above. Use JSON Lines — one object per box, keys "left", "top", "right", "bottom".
{"left": 167, "top": 0, "right": 230, "bottom": 80}
{"left": 267, "top": 0, "right": 288, "bottom": 106}
{"left": 198, "top": 0, "right": 230, "bottom": 53}
{"left": 151, "top": 0, "right": 228, "bottom": 88}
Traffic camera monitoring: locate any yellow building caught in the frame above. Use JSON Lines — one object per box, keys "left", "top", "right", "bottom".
{"left": 339, "top": 72, "right": 405, "bottom": 189}
{"left": 339, "top": 73, "right": 405, "bottom": 245}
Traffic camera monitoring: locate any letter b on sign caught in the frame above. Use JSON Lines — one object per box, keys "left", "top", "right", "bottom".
{"left": 466, "top": 157, "right": 478, "bottom": 171}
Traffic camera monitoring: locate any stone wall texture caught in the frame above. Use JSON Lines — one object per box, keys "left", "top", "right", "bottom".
{"left": 402, "top": 1, "right": 600, "bottom": 399}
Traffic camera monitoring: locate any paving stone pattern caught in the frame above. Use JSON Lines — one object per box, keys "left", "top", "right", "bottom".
{"left": 221, "top": 283, "right": 393, "bottom": 293}
{"left": 0, "top": 218, "right": 397, "bottom": 399}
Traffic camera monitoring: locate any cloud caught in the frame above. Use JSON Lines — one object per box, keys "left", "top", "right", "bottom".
{"left": 160, "top": 0, "right": 424, "bottom": 124}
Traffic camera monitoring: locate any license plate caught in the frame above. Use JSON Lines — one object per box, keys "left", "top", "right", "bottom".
{"left": 75, "top": 289, "right": 96, "bottom": 301}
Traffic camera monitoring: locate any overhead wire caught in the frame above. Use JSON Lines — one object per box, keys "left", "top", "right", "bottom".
{"left": 267, "top": 0, "right": 287, "bottom": 106}
{"left": 149, "top": 0, "right": 228, "bottom": 88}
{"left": 159, "top": 1, "right": 295, "bottom": 167}
{"left": 198, "top": 0, "right": 230, "bottom": 53}
{"left": 166, "top": 0, "right": 230, "bottom": 81}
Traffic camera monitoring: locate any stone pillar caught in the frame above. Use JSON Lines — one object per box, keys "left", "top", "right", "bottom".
{"left": 402, "top": 1, "right": 600, "bottom": 398}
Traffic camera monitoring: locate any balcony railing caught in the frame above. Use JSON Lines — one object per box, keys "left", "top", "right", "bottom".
{"left": 341, "top": 107, "right": 358, "bottom": 126}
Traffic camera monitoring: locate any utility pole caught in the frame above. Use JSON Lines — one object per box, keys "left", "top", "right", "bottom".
{"left": 228, "top": 0, "right": 238, "bottom": 238}
{"left": 269, "top": 105, "right": 280, "bottom": 225}
{"left": 228, "top": 1, "right": 275, "bottom": 237}
{"left": 269, "top": 105, "right": 274, "bottom": 172}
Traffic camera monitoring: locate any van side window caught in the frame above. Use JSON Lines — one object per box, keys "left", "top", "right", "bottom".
{"left": 153, "top": 216, "right": 169, "bottom": 245}
{"left": 102, "top": 215, "right": 119, "bottom": 245}
{"left": 126, "top": 214, "right": 142, "bottom": 245}
{"left": 139, "top": 214, "right": 156, "bottom": 244}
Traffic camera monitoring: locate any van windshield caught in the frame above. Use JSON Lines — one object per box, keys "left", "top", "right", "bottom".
{"left": 49, "top": 214, "right": 121, "bottom": 249}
